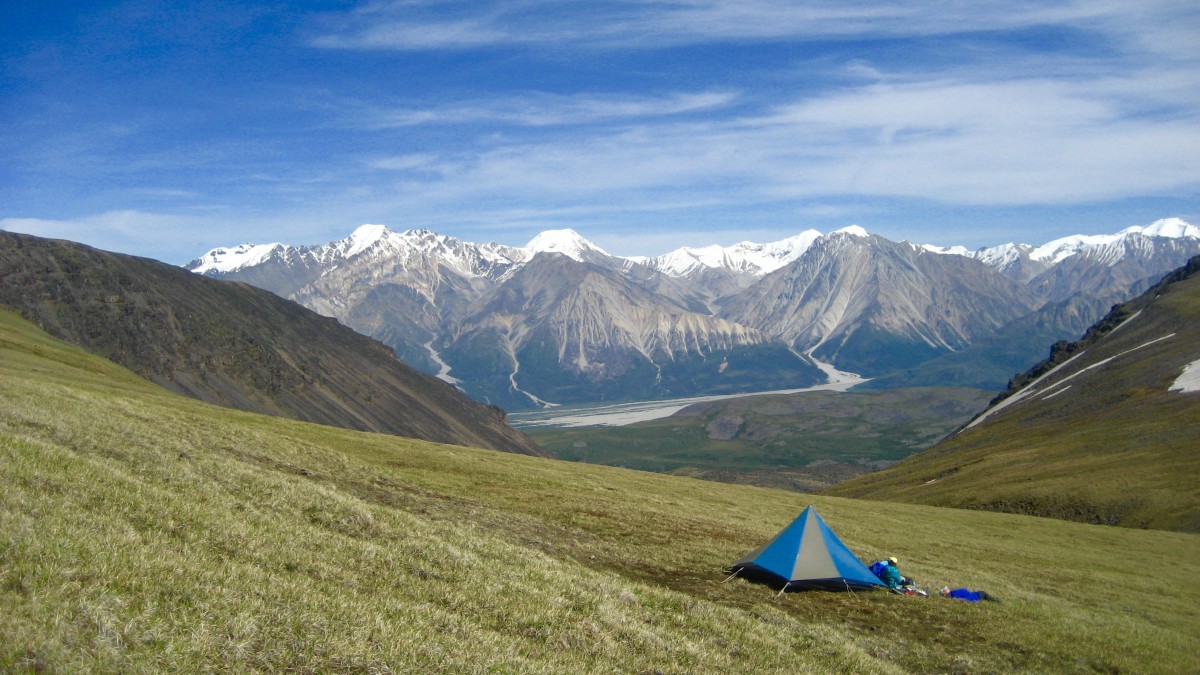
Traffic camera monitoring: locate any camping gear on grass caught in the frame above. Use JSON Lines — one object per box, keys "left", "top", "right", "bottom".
{"left": 939, "top": 587, "right": 999, "bottom": 603}
{"left": 728, "top": 505, "right": 886, "bottom": 593}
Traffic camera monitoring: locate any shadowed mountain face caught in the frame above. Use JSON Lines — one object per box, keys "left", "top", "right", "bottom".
{"left": 0, "top": 231, "right": 545, "bottom": 456}
{"left": 826, "top": 256, "right": 1200, "bottom": 532}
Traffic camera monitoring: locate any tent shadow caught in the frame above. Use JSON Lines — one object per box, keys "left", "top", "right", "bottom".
{"left": 726, "top": 565, "right": 882, "bottom": 594}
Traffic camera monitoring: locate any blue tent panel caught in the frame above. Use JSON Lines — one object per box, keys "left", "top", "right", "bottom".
{"left": 732, "top": 505, "right": 884, "bottom": 591}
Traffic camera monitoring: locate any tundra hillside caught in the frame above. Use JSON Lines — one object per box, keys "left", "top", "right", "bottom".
{"left": 2, "top": 308, "right": 1197, "bottom": 673}
{"left": 828, "top": 256, "right": 1200, "bottom": 532}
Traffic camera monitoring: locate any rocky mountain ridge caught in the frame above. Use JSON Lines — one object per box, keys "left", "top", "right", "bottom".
{"left": 188, "top": 218, "right": 1200, "bottom": 409}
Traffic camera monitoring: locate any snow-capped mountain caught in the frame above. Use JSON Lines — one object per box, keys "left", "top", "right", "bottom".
{"left": 922, "top": 218, "right": 1200, "bottom": 284}
{"left": 189, "top": 241, "right": 290, "bottom": 274}
{"left": 186, "top": 218, "right": 1200, "bottom": 409}
{"left": 642, "top": 229, "right": 823, "bottom": 278}
{"left": 1027, "top": 218, "right": 1199, "bottom": 265}
{"left": 720, "top": 230, "right": 1041, "bottom": 376}
{"left": 524, "top": 228, "right": 612, "bottom": 263}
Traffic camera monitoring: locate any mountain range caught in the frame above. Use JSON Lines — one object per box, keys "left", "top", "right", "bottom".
{"left": 188, "top": 218, "right": 1200, "bottom": 409}
{"left": 827, "top": 254, "right": 1200, "bottom": 531}
{"left": 0, "top": 231, "right": 544, "bottom": 456}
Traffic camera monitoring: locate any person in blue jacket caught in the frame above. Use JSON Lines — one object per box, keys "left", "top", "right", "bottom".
{"left": 871, "top": 556, "right": 903, "bottom": 589}
{"left": 940, "top": 586, "right": 999, "bottom": 602}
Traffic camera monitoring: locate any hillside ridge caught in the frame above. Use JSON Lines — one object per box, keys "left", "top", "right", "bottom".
{"left": 826, "top": 255, "right": 1200, "bottom": 531}
{"left": 0, "top": 231, "right": 544, "bottom": 456}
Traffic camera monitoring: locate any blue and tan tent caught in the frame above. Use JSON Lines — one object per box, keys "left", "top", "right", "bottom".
{"left": 729, "top": 505, "right": 885, "bottom": 592}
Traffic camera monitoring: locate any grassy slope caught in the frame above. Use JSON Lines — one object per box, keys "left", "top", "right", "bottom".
{"left": 2, "top": 308, "right": 1198, "bottom": 673}
{"left": 828, "top": 267, "right": 1200, "bottom": 532}
{"left": 526, "top": 388, "right": 993, "bottom": 491}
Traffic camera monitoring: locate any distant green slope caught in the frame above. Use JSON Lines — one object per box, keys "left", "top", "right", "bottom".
{"left": 2, "top": 308, "right": 1198, "bottom": 673}
{"left": 527, "top": 388, "right": 993, "bottom": 491}
{"left": 828, "top": 257, "right": 1200, "bottom": 532}
{"left": 857, "top": 294, "right": 1111, "bottom": 391}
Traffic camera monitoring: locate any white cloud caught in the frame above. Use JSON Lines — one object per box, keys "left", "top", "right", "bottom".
{"left": 313, "top": 18, "right": 505, "bottom": 50}
{"left": 358, "top": 70, "right": 1199, "bottom": 210}
{"left": 1, "top": 212, "right": 247, "bottom": 264}
{"left": 311, "top": 0, "right": 1198, "bottom": 52}
{"left": 365, "top": 91, "right": 738, "bottom": 128}
{"left": 368, "top": 153, "right": 442, "bottom": 171}
{"left": 307, "top": 0, "right": 1199, "bottom": 213}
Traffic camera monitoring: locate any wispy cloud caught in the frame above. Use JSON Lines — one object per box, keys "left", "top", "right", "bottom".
{"left": 362, "top": 91, "right": 739, "bottom": 128}
{"left": 308, "top": 0, "right": 1199, "bottom": 209}
{"left": 355, "top": 71, "right": 1198, "bottom": 210}
{"left": 311, "top": 0, "right": 1197, "bottom": 52}
{"left": 1, "top": 211, "right": 207, "bottom": 259}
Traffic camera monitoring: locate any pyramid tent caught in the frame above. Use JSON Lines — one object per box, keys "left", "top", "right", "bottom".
{"left": 730, "top": 505, "right": 885, "bottom": 592}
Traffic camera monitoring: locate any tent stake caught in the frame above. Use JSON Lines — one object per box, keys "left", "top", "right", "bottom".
{"left": 721, "top": 569, "right": 740, "bottom": 584}
{"left": 775, "top": 582, "right": 791, "bottom": 598}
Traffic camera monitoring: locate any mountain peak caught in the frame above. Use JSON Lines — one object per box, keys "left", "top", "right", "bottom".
{"left": 342, "top": 224, "right": 393, "bottom": 258}
{"left": 832, "top": 225, "right": 869, "bottom": 238}
{"left": 1121, "top": 217, "right": 1199, "bottom": 239}
{"left": 524, "top": 229, "right": 608, "bottom": 261}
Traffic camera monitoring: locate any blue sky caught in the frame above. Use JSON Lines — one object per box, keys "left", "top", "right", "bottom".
{"left": 2, "top": 1, "right": 1198, "bottom": 264}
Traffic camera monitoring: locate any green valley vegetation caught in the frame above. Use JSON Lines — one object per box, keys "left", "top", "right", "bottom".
{"left": 526, "top": 388, "right": 993, "bottom": 491}
{"left": 2, "top": 307, "right": 1198, "bottom": 673}
{"left": 828, "top": 256, "right": 1200, "bottom": 532}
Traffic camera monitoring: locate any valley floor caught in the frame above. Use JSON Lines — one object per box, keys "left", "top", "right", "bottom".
{"left": 510, "top": 363, "right": 866, "bottom": 428}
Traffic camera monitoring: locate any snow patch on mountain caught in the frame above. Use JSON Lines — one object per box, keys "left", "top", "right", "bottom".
{"left": 963, "top": 352, "right": 1086, "bottom": 431}
{"left": 1031, "top": 233, "right": 1122, "bottom": 264}
{"left": 189, "top": 242, "right": 287, "bottom": 274}
{"left": 1170, "top": 359, "right": 1200, "bottom": 393}
{"left": 920, "top": 243, "right": 974, "bottom": 256}
{"left": 914, "top": 218, "right": 1196, "bottom": 276}
{"left": 973, "top": 242, "right": 1034, "bottom": 267}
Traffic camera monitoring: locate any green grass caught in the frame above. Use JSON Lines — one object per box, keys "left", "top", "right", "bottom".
{"left": 2, "top": 307, "right": 1199, "bottom": 673}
